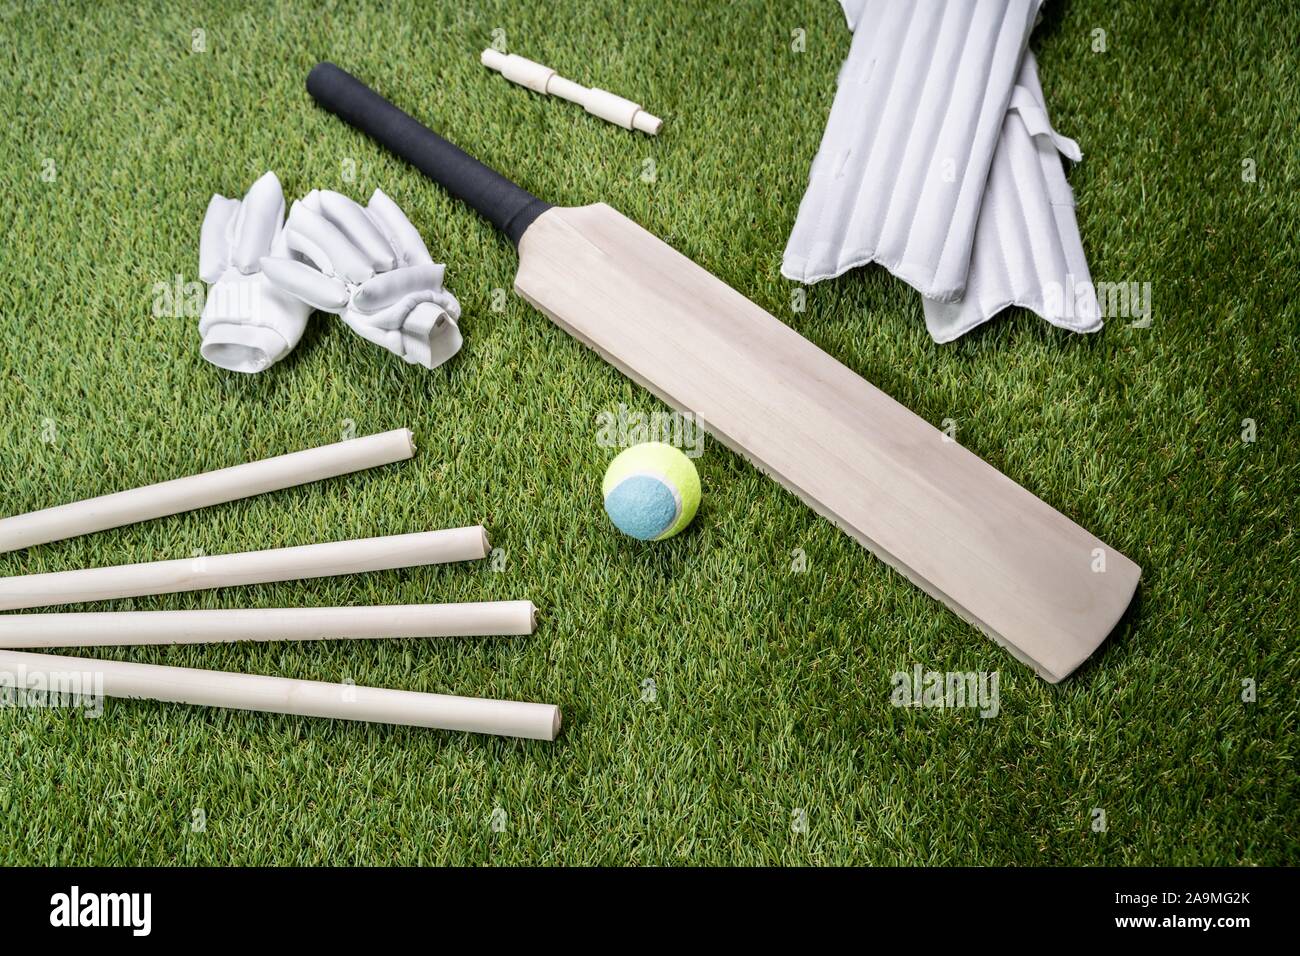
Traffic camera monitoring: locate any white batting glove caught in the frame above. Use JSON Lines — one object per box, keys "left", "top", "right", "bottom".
{"left": 198, "top": 172, "right": 312, "bottom": 373}
{"left": 261, "top": 189, "right": 462, "bottom": 370}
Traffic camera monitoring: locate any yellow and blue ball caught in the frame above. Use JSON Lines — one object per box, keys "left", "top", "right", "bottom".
{"left": 602, "top": 442, "right": 701, "bottom": 541}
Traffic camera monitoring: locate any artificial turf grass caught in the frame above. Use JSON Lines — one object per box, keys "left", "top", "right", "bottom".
{"left": 0, "top": 0, "right": 1296, "bottom": 865}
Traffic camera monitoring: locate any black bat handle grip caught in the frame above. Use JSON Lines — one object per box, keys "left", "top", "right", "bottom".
{"left": 307, "top": 62, "right": 550, "bottom": 246}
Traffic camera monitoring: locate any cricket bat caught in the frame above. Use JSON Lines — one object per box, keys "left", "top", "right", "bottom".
{"left": 306, "top": 63, "right": 1140, "bottom": 682}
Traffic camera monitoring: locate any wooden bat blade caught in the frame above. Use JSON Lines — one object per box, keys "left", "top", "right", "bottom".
{"left": 516, "top": 203, "right": 1139, "bottom": 682}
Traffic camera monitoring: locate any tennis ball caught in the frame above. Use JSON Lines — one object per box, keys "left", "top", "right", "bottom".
{"left": 602, "top": 442, "right": 701, "bottom": 541}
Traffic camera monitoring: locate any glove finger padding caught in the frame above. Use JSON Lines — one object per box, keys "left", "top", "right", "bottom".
{"left": 284, "top": 200, "right": 377, "bottom": 283}
{"left": 403, "top": 302, "right": 461, "bottom": 369}
{"left": 341, "top": 301, "right": 461, "bottom": 371}
{"left": 262, "top": 188, "right": 462, "bottom": 370}
{"left": 198, "top": 172, "right": 312, "bottom": 374}
{"left": 353, "top": 289, "right": 456, "bottom": 331}
{"left": 260, "top": 256, "right": 351, "bottom": 312}
{"left": 198, "top": 196, "right": 240, "bottom": 283}
{"left": 353, "top": 264, "right": 448, "bottom": 312}
{"left": 230, "top": 172, "right": 286, "bottom": 273}
{"left": 317, "top": 190, "right": 398, "bottom": 270}
{"left": 366, "top": 189, "right": 435, "bottom": 266}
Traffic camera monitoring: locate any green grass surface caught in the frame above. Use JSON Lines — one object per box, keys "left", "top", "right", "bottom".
{"left": 0, "top": 0, "right": 1296, "bottom": 865}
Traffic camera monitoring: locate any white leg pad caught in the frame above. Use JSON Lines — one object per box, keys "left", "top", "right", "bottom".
{"left": 922, "top": 51, "right": 1100, "bottom": 341}
{"left": 782, "top": 0, "right": 1042, "bottom": 301}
